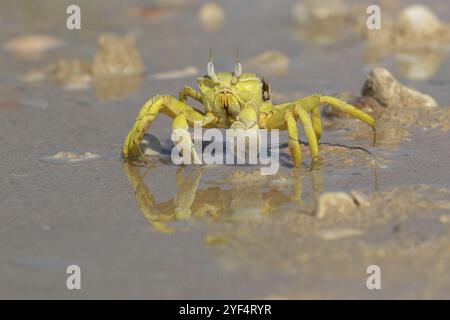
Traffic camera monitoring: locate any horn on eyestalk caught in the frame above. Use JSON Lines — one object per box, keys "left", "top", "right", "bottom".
{"left": 234, "top": 48, "right": 242, "bottom": 78}
{"left": 207, "top": 48, "right": 218, "bottom": 81}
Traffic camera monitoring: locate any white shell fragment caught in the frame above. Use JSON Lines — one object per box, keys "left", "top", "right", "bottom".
{"left": 4, "top": 34, "right": 61, "bottom": 57}
{"left": 39, "top": 151, "right": 101, "bottom": 164}
{"left": 317, "top": 228, "right": 362, "bottom": 241}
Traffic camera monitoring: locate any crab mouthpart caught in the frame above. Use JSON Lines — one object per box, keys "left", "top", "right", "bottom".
{"left": 217, "top": 92, "right": 240, "bottom": 116}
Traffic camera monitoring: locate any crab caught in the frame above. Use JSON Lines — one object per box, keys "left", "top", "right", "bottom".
{"left": 121, "top": 50, "right": 376, "bottom": 167}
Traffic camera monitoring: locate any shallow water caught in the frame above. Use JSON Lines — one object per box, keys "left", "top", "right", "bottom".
{"left": 1, "top": 0, "right": 450, "bottom": 298}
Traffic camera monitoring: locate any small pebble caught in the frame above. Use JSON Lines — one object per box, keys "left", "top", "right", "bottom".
{"left": 204, "top": 235, "right": 228, "bottom": 245}
{"left": 317, "top": 228, "right": 362, "bottom": 240}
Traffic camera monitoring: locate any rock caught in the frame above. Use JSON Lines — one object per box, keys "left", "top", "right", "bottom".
{"left": 29, "top": 34, "right": 145, "bottom": 99}
{"left": 198, "top": 3, "right": 225, "bottom": 32}
{"left": 51, "top": 59, "right": 92, "bottom": 89}
{"left": 92, "top": 34, "right": 144, "bottom": 76}
{"left": 316, "top": 192, "right": 357, "bottom": 219}
{"left": 362, "top": 68, "right": 438, "bottom": 109}
{"left": 292, "top": 0, "right": 349, "bottom": 45}
{"left": 315, "top": 190, "right": 370, "bottom": 218}
{"left": 360, "top": 4, "right": 450, "bottom": 58}
{"left": 396, "top": 5, "right": 444, "bottom": 41}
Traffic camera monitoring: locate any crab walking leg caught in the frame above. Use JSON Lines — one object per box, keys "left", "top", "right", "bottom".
{"left": 290, "top": 171, "right": 304, "bottom": 206}
{"left": 318, "top": 95, "right": 376, "bottom": 144}
{"left": 179, "top": 86, "right": 203, "bottom": 103}
{"left": 121, "top": 95, "right": 210, "bottom": 160}
{"left": 266, "top": 102, "right": 319, "bottom": 166}
{"left": 122, "top": 164, "right": 175, "bottom": 234}
{"left": 122, "top": 164, "right": 161, "bottom": 219}
{"left": 172, "top": 113, "right": 201, "bottom": 164}
{"left": 295, "top": 94, "right": 376, "bottom": 145}
{"left": 311, "top": 106, "right": 322, "bottom": 140}
{"left": 295, "top": 106, "right": 319, "bottom": 162}
{"left": 265, "top": 104, "right": 305, "bottom": 166}
{"left": 285, "top": 112, "right": 302, "bottom": 168}
{"left": 174, "top": 168, "right": 203, "bottom": 219}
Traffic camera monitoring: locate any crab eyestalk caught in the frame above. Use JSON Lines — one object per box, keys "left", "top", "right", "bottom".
{"left": 207, "top": 48, "right": 219, "bottom": 82}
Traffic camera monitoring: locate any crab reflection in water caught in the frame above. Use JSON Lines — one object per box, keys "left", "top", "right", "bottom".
{"left": 122, "top": 164, "right": 324, "bottom": 234}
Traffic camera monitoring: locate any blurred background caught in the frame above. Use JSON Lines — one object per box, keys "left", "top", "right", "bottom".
{"left": 2, "top": 0, "right": 450, "bottom": 100}
{"left": 1, "top": 0, "right": 450, "bottom": 299}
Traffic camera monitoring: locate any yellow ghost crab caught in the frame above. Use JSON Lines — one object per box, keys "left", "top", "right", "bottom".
{"left": 122, "top": 50, "right": 376, "bottom": 167}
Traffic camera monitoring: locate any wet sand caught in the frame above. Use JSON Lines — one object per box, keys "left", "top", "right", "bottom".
{"left": 1, "top": 0, "right": 450, "bottom": 299}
